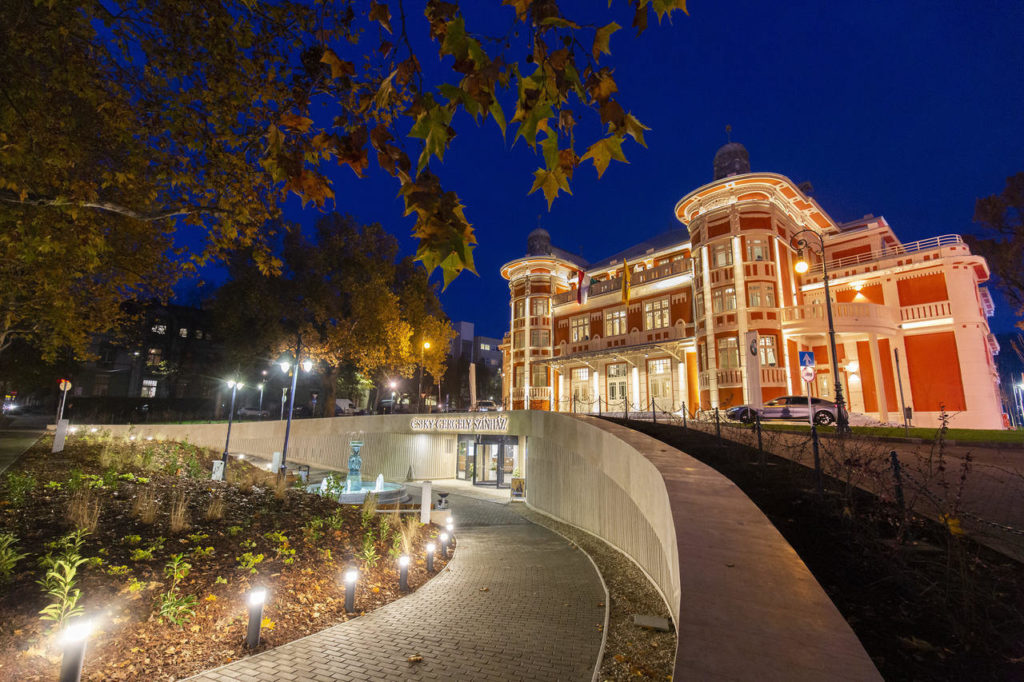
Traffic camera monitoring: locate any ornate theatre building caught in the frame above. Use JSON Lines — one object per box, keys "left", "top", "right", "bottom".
{"left": 499, "top": 142, "right": 1003, "bottom": 429}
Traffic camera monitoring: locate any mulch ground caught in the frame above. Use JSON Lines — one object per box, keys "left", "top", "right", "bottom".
{"left": 0, "top": 433, "right": 448, "bottom": 681}
{"left": 615, "top": 418, "right": 1024, "bottom": 682}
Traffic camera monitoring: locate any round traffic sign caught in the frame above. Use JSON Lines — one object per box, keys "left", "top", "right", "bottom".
{"left": 59, "top": 379, "right": 72, "bottom": 392}
{"left": 800, "top": 365, "right": 816, "bottom": 383}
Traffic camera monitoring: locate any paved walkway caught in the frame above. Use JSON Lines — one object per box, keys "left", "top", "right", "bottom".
{"left": 0, "top": 429, "right": 44, "bottom": 476}
{"left": 189, "top": 486, "right": 605, "bottom": 682}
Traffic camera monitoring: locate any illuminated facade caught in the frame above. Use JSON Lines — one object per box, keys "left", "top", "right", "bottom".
{"left": 500, "top": 144, "right": 1003, "bottom": 429}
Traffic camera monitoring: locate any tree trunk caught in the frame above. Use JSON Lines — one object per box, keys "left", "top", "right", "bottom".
{"left": 322, "top": 365, "right": 340, "bottom": 419}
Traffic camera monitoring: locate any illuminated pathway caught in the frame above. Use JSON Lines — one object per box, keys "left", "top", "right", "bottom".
{"left": 189, "top": 488, "right": 605, "bottom": 682}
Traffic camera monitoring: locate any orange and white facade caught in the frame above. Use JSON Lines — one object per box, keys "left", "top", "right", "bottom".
{"left": 500, "top": 161, "right": 1003, "bottom": 430}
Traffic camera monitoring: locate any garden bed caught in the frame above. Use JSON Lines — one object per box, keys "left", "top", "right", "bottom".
{"left": 0, "top": 432, "right": 447, "bottom": 681}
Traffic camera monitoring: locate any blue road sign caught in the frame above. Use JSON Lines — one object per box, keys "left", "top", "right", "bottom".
{"left": 799, "top": 351, "right": 816, "bottom": 367}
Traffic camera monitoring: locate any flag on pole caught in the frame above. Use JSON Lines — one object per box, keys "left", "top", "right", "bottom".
{"left": 621, "top": 259, "right": 631, "bottom": 305}
{"left": 577, "top": 270, "right": 590, "bottom": 305}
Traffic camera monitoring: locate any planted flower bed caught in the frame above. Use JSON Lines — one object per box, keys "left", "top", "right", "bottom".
{"left": 0, "top": 431, "right": 447, "bottom": 681}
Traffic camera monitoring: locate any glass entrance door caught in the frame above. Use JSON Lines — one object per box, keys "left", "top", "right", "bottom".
{"left": 474, "top": 436, "right": 516, "bottom": 488}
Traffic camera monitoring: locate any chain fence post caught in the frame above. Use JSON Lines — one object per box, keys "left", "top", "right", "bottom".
{"left": 715, "top": 407, "right": 721, "bottom": 444}
{"left": 756, "top": 411, "right": 764, "bottom": 470}
{"left": 652, "top": 397, "right": 656, "bottom": 424}
{"left": 682, "top": 401, "right": 687, "bottom": 432}
{"left": 811, "top": 424, "right": 823, "bottom": 497}
{"left": 889, "top": 450, "right": 905, "bottom": 514}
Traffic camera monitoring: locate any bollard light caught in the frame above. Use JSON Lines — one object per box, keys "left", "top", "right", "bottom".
{"left": 146, "top": 436, "right": 153, "bottom": 441}
{"left": 59, "top": 619, "right": 92, "bottom": 682}
{"left": 398, "top": 555, "right": 410, "bottom": 592}
{"left": 439, "top": 532, "right": 449, "bottom": 558}
{"left": 445, "top": 519, "right": 454, "bottom": 543}
{"left": 246, "top": 588, "right": 266, "bottom": 648}
{"left": 128, "top": 435, "right": 136, "bottom": 441}
{"left": 425, "top": 542, "right": 436, "bottom": 573}
{"left": 344, "top": 568, "right": 358, "bottom": 613}
{"left": 89, "top": 427, "right": 98, "bottom": 433}
{"left": 69, "top": 426, "right": 79, "bottom": 434}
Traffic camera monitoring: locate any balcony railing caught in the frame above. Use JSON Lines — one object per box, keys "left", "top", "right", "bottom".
{"left": 899, "top": 301, "right": 951, "bottom": 322}
{"left": 716, "top": 368, "right": 744, "bottom": 387}
{"left": 781, "top": 301, "right": 899, "bottom": 327}
{"left": 805, "top": 234, "right": 963, "bottom": 276}
{"left": 511, "top": 387, "right": 526, "bottom": 401}
{"left": 528, "top": 386, "right": 551, "bottom": 401}
{"left": 761, "top": 367, "right": 788, "bottom": 386}
{"left": 552, "top": 258, "right": 692, "bottom": 307}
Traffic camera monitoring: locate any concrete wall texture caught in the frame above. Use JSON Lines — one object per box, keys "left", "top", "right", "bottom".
{"left": 83, "top": 412, "right": 880, "bottom": 680}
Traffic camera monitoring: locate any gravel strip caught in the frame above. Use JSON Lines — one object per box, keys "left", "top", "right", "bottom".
{"left": 514, "top": 505, "right": 676, "bottom": 681}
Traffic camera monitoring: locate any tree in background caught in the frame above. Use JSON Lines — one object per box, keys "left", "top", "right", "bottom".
{"left": 966, "top": 172, "right": 1024, "bottom": 329}
{"left": 212, "top": 214, "right": 453, "bottom": 413}
{"left": 2, "top": 0, "right": 689, "bottom": 301}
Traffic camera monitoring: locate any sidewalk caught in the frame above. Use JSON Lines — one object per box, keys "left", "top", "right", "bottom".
{"left": 188, "top": 488, "right": 605, "bottom": 682}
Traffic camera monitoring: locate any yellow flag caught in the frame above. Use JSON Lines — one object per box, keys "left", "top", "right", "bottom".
{"left": 621, "top": 258, "right": 631, "bottom": 305}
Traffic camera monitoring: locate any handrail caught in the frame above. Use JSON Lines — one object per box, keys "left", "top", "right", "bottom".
{"left": 805, "top": 234, "right": 963, "bottom": 276}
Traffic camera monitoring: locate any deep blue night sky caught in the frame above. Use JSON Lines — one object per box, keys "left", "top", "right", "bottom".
{"left": 186, "top": 1, "right": 1024, "bottom": 339}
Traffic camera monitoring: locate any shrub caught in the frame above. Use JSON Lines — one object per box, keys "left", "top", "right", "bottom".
{"left": 191, "top": 546, "right": 215, "bottom": 560}
{"left": 320, "top": 472, "right": 346, "bottom": 498}
{"left": 38, "top": 558, "right": 86, "bottom": 629}
{"left": 0, "top": 532, "right": 27, "bottom": 581}
{"left": 302, "top": 517, "right": 325, "bottom": 545}
{"left": 326, "top": 509, "right": 347, "bottom": 531}
{"left": 356, "top": 532, "right": 379, "bottom": 568}
{"left": 157, "top": 553, "right": 197, "bottom": 627}
{"left": 121, "top": 534, "right": 142, "bottom": 546}
{"left": 4, "top": 471, "right": 36, "bottom": 505}
{"left": 67, "top": 468, "right": 85, "bottom": 493}
{"left": 101, "top": 468, "right": 120, "bottom": 491}
{"left": 360, "top": 494, "right": 378, "bottom": 529}
{"left": 168, "top": 490, "right": 190, "bottom": 533}
{"left": 204, "top": 495, "right": 225, "bottom": 521}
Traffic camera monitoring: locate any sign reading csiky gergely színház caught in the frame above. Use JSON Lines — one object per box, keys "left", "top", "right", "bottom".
{"left": 409, "top": 415, "right": 509, "bottom": 433}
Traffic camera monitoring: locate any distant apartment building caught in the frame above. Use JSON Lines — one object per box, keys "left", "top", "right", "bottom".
{"left": 449, "top": 321, "right": 503, "bottom": 372}
{"left": 499, "top": 142, "right": 1003, "bottom": 429}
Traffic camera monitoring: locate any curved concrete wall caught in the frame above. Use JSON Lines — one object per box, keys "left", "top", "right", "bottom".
{"left": 83, "top": 412, "right": 879, "bottom": 680}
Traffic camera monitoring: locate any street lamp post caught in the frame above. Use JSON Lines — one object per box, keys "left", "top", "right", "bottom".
{"left": 222, "top": 380, "right": 244, "bottom": 467}
{"left": 417, "top": 340, "right": 431, "bottom": 413}
{"left": 279, "top": 339, "right": 314, "bottom": 478}
{"left": 793, "top": 229, "right": 849, "bottom": 433}
{"left": 389, "top": 380, "right": 397, "bottom": 414}
{"left": 257, "top": 382, "right": 265, "bottom": 418}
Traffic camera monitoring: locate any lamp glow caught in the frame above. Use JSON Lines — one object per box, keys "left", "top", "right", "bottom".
{"left": 398, "top": 555, "right": 410, "bottom": 567}
{"left": 279, "top": 361, "right": 291, "bottom": 373}
{"left": 794, "top": 259, "right": 809, "bottom": 274}
{"left": 128, "top": 435, "right": 136, "bottom": 441}
{"left": 69, "top": 426, "right": 79, "bottom": 434}
{"left": 89, "top": 427, "right": 98, "bottom": 433}
{"left": 426, "top": 542, "right": 436, "bottom": 553}
{"left": 301, "top": 359, "right": 313, "bottom": 372}
{"left": 440, "top": 532, "right": 448, "bottom": 542}
{"left": 423, "top": 341, "right": 431, "bottom": 350}
{"left": 60, "top": 620, "right": 92, "bottom": 646}
{"left": 227, "top": 380, "right": 236, "bottom": 389}
{"left": 344, "top": 569, "right": 358, "bottom": 584}
{"left": 846, "top": 361, "right": 859, "bottom": 373}
{"left": 248, "top": 588, "right": 266, "bottom": 607}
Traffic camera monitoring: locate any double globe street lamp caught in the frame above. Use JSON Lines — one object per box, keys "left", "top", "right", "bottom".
{"left": 222, "top": 379, "right": 244, "bottom": 472}
{"left": 792, "top": 229, "right": 849, "bottom": 433}
{"left": 278, "top": 347, "right": 314, "bottom": 477}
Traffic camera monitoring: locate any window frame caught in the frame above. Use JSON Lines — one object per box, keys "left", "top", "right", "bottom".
{"left": 604, "top": 308, "right": 627, "bottom": 337}
{"left": 644, "top": 298, "right": 671, "bottom": 331}
{"left": 570, "top": 316, "right": 590, "bottom": 342}
{"left": 717, "top": 336, "right": 740, "bottom": 370}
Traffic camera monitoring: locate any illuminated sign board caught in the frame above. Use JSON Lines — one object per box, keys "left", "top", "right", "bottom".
{"left": 410, "top": 415, "right": 510, "bottom": 433}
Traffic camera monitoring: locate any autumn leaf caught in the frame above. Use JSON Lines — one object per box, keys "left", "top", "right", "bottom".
{"left": 503, "top": 0, "right": 532, "bottom": 20}
{"left": 593, "top": 22, "right": 621, "bottom": 61}
{"left": 621, "top": 113, "right": 651, "bottom": 148}
{"left": 529, "top": 167, "right": 571, "bottom": 209}
{"left": 369, "top": 2, "right": 391, "bottom": 33}
{"left": 279, "top": 113, "right": 313, "bottom": 133}
{"left": 581, "top": 135, "right": 628, "bottom": 178}
{"left": 319, "top": 48, "right": 354, "bottom": 80}
{"left": 408, "top": 97, "right": 453, "bottom": 173}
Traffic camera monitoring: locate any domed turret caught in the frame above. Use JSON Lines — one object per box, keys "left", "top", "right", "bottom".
{"left": 713, "top": 141, "right": 750, "bottom": 180}
{"left": 527, "top": 227, "right": 552, "bottom": 256}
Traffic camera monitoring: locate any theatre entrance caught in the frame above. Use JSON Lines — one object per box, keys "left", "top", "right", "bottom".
{"left": 456, "top": 434, "right": 518, "bottom": 488}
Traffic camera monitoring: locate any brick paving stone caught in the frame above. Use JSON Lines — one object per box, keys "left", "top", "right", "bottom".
{"left": 188, "top": 489, "right": 603, "bottom": 682}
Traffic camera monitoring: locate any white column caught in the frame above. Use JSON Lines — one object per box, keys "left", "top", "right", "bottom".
{"left": 732, "top": 236, "right": 749, "bottom": 403}
{"left": 677, "top": 360, "right": 687, "bottom": 412}
{"left": 868, "top": 334, "right": 888, "bottom": 423}
{"left": 591, "top": 367, "right": 599, "bottom": 414}
{"left": 631, "top": 366, "right": 641, "bottom": 411}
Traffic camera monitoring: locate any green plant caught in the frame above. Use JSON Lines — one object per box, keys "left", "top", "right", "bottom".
{"left": 319, "top": 548, "right": 333, "bottom": 561}
{"left": 302, "top": 517, "right": 325, "bottom": 544}
{"left": 0, "top": 532, "right": 27, "bottom": 581}
{"left": 185, "top": 454, "right": 204, "bottom": 479}
{"left": 67, "top": 468, "right": 85, "bottom": 492}
{"left": 388, "top": 534, "right": 402, "bottom": 560}
{"left": 326, "top": 510, "right": 347, "bottom": 531}
{"left": 101, "top": 467, "right": 120, "bottom": 491}
{"left": 239, "top": 538, "right": 257, "bottom": 550}
{"left": 122, "top": 534, "right": 142, "bottom": 546}
{"left": 44, "top": 480, "right": 63, "bottom": 491}
{"left": 4, "top": 471, "right": 36, "bottom": 505}
{"left": 264, "top": 531, "right": 295, "bottom": 564}
{"left": 186, "top": 532, "right": 210, "bottom": 544}
{"left": 236, "top": 552, "right": 264, "bottom": 574}
{"left": 360, "top": 494, "right": 378, "bottom": 529}
{"left": 130, "top": 547, "right": 154, "bottom": 561}
{"left": 377, "top": 513, "right": 393, "bottom": 544}
{"left": 157, "top": 553, "right": 197, "bottom": 626}
{"left": 356, "top": 533, "right": 379, "bottom": 568}
{"left": 38, "top": 557, "right": 86, "bottom": 629}
{"left": 191, "top": 546, "right": 215, "bottom": 560}
{"left": 40, "top": 530, "right": 88, "bottom": 571}
{"left": 127, "top": 578, "right": 145, "bottom": 593}
{"left": 85, "top": 556, "right": 103, "bottom": 569}
{"left": 106, "top": 564, "right": 131, "bottom": 576}
{"left": 227, "top": 525, "right": 243, "bottom": 536}
{"left": 321, "top": 472, "right": 346, "bottom": 498}
{"left": 214, "top": 575, "right": 228, "bottom": 585}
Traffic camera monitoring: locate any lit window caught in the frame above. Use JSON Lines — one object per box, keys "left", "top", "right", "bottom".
{"left": 571, "top": 367, "right": 589, "bottom": 382}
{"left": 195, "top": 330, "right": 204, "bottom": 340}
{"left": 141, "top": 379, "right": 158, "bottom": 398}
{"left": 746, "top": 238, "right": 770, "bottom": 262}
{"left": 758, "top": 335, "right": 778, "bottom": 367}
{"left": 711, "top": 243, "right": 733, "bottom": 268}
{"left": 531, "top": 298, "right": 548, "bottom": 316}
{"left": 530, "top": 329, "right": 550, "bottom": 347}
{"left": 694, "top": 295, "right": 705, "bottom": 320}
{"left": 747, "top": 283, "right": 776, "bottom": 307}
{"left": 711, "top": 287, "right": 736, "bottom": 314}
{"left": 151, "top": 323, "right": 167, "bottom": 335}
{"left": 644, "top": 299, "right": 670, "bottom": 330}
{"left": 513, "top": 366, "right": 525, "bottom": 388}
{"left": 514, "top": 300, "right": 525, "bottom": 319}
{"left": 531, "top": 364, "right": 547, "bottom": 387}
{"left": 480, "top": 343, "right": 491, "bottom": 351}
{"left": 648, "top": 358, "right": 671, "bottom": 375}
{"left": 717, "top": 337, "right": 740, "bottom": 369}
{"left": 697, "top": 342, "right": 707, "bottom": 373}
{"left": 604, "top": 309, "right": 627, "bottom": 337}
{"left": 513, "top": 331, "right": 524, "bottom": 349}
{"left": 146, "top": 347, "right": 162, "bottom": 366}
{"left": 570, "top": 316, "right": 589, "bottom": 342}
{"left": 179, "top": 328, "right": 188, "bottom": 338}
{"left": 608, "top": 363, "right": 628, "bottom": 378}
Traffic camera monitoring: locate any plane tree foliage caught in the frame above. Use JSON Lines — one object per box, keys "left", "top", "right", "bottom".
{"left": 211, "top": 214, "right": 453, "bottom": 413}
{"left": 966, "top": 173, "right": 1024, "bottom": 329}
{"left": 0, "top": 0, "right": 687, "bottom": 360}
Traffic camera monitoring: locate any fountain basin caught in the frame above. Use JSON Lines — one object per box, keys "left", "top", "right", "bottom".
{"left": 309, "top": 480, "right": 408, "bottom": 505}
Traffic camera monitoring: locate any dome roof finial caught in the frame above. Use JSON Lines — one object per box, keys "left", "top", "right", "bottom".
{"left": 713, "top": 127, "right": 750, "bottom": 180}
